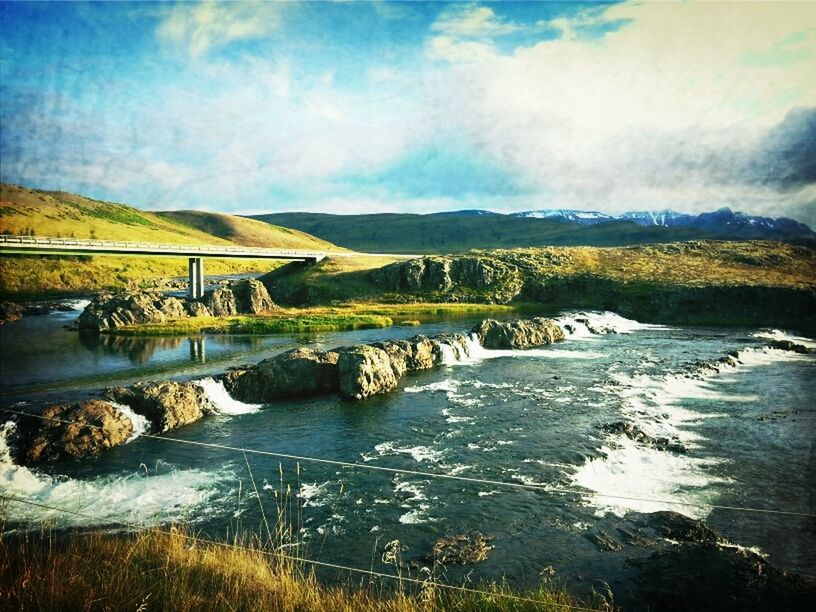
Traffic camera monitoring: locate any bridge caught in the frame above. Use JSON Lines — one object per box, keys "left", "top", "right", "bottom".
{"left": 0, "top": 235, "right": 415, "bottom": 299}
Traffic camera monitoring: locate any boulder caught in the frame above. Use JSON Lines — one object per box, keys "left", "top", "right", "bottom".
{"left": 425, "top": 532, "right": 494, "bottom": 565}
{"left": 406, "top": 335, "right": 436, "bottom": 370}
{"left": 337, "top": 345, "right": 398, "bottom": 400}
{"left": 222, "top": 348, "right": 340, "bottom": 402}
{"left": 767, "top": 339, "right": 810, "bottom": 354}
{"left": 635, "top": 542, "right": 816, "bottom": 612}
{"left": 0, "top": 301, "right": 24, "bottom": 324}
{"left": 13, "top": 400, "right": 133, "bottom": 464}
{"left": 184, "top": 300, "right": 211, "bottom": 318}
{"left": 471, "top": 317, "right": 564, "bottom": 349}
{"left": 370, "top": 340, "right": 413, "bottom": 378}
{"left": 640, "top": 511, "right": 722, "bottom": 545}
{"left": 106, "top": 381, "right": 215, "bottom": 433}
{"left": 204, "top": 287, "right": 238, "bottom": 317}
{"left": 78, "top": 291, "right": 178, "bottom": 332}
{"left": 603, "top": 421, "right": 687, "bottom": 453}
{"left": 232, "top": 279, "right": 277, "bottom": 314}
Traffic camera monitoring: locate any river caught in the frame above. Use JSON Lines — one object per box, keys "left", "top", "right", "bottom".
{"left": 1, "top": 306, "right": 814, "bottom": 606}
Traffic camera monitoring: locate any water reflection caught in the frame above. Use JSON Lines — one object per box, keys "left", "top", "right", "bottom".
{"left": 78, "top": 333, "right": 187, "bottom": 365}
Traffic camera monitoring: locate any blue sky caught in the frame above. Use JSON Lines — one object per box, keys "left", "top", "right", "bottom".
{"left": 1, "top": 1, "right": 814, "bottom": 225}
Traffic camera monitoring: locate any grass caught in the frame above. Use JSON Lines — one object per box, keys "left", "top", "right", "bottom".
{"left": 0, "top": 527, "right": 608, "bottom": 612}
{"left": 0, "top": 183, "right": 343, "bottom": 297}
{"left": 112, "top": 314, "right": 395, "bottom": 336}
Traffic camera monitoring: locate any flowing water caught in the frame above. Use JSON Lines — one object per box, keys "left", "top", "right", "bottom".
{"left": 1, "top": 307, "right": 815, "bottom": 604}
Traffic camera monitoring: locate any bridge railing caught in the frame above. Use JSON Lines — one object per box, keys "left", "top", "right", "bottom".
{"left": 0, "top": 235, "right": 335, "bottom": 258}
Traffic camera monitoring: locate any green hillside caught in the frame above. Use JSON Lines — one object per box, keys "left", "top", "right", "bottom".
{"left": 156, "top": 210, "right": 342, "bottom": 251}
{"left": 0, "top": 184, "right": 340, "bottom": 296}
{"left": 248, "top": 211, "right": 714, "bottom": 254}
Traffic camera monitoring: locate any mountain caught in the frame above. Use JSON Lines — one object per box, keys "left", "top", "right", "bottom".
{"left": 249, "top": 212, "right": 709, "bottom": 254}
{"left": 511, "top": 209, "right": 614, "bottom": 224}
{"left": 250, "top": 207, "right": 814, "bottom": 254}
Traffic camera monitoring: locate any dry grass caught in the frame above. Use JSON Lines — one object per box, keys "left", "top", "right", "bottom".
{"left": 0, "top": 527, "right": 606, "bottom": 612}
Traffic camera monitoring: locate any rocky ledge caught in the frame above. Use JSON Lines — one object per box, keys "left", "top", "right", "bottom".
{"left": 78, "top": 279, "right": 276, "bottom": 332}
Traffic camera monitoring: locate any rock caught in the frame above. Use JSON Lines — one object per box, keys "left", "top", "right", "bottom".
{"left": 425, "top": 532, "right": 494, "bottom": 565}
{"left": 471, "top": 317, "right": 564, "bottom": 349}
{"left": 635, "top": 542, "right": 816, "bottom": 612}
{"left": 13, "top": 400, "right": 133, "bottom": 464}
{"left": 337, "top": 345, "right": 398, "bottom": 400}
{"left": 78, "top": 292, "right": 192, "bottom": 332}
{"left": 767, "top": 339, "right": 810, "bottom": 354}
{"left": 368, "top": 256, "right": 523, "bottom": 303}
{"left": 585, "top": 531, "right": 623, "bottom": 552}
{"left": 105, "top": 381, "right": 215, "bottom": 433}
{"left": 203, "top": 287, "right": 238, "bottom": 317}
{"left": 0, "top": 301, "right": 24, "bottom": 324}
{"left": 231, "top": 279, "right": 277, "bottom": 314}
{"left": 185, "top": 300, "right": 211, "bottom": 318}
{"left": 430, "top": 332, "right": 471, "bottom": 363}
{"left": 370, "top": 340, "right": 413, "bottom": 378}
{"left": 223, "top": 348, "right": 340, "bottom": 402}
{"left": 640, "top": 511, "right": 722, "bottom": 545}
{"left": 603, "top": 421, "right": 687, "bottom": 453}
{"left": 158, "top": 296, "right": 188, "bottom": 320}
{"left": 406, "top": 335, "right": 436, "bottom": 370}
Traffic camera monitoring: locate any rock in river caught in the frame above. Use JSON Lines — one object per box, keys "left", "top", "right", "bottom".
{"left": 337, "top": 345, "right": 398, "bottom": 400}
{"left": 471, "top": 317, "right": 564, "bottom": 349}
{"left": 425, "top": 532, "right": 494, "bottom": 565}
{"left": 232, "top": 279, "right": 277, "bottom": 314}
{"left": 222, "top": 347, "right": 340, "bottom": 403}
{"left": 78, "top": 291, "right": 187, "bottom": 332}
{"left": 106, "top": 381, "right": 216, "bottom": 432}
{"left": 12, "top": 400, "right": 134, "bottom": 464}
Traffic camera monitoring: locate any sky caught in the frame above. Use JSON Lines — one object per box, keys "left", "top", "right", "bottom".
{"left": 0, "top": 1, "right": 814, "bottom": 226}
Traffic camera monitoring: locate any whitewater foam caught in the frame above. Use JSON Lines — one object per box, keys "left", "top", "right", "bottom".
{"left": 195, "top": 378, "right": 262, "bottom": 415}
{"left": 109, "top": 402, "right": 150, "bottom": 442}
{"left": 752, "top": 329, "right": 816, "bottom": 349}
{"left": 0, "top": 421, "right": 231, "bottom": 527}
{"left": 556, "top": 311, "right": 668, "bottom": 339}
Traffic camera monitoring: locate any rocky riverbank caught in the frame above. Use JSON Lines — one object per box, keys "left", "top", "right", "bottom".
{"left": 77, "top": 279, "right": 276, "bottom": 333}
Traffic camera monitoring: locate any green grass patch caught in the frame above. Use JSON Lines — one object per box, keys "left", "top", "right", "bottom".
{"left": 112, "top": 314, "right": 394, "bottom": 336}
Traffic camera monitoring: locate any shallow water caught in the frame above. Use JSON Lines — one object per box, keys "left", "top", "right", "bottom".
{"left": 1, "top": 308, "right": 814, "bottom": 605}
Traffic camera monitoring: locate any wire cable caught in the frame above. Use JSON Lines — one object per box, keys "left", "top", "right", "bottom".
{"left": 3, "top": 407, "right": 814, "bottom": 518}
{"left": 0, "top": 493, "right": 602, "bottom": 612}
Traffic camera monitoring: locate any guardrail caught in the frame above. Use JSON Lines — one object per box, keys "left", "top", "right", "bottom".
{"left": 0, "top": 235, "right": 420, "bottom": 260}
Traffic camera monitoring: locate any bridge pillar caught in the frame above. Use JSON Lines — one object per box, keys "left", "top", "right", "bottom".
{"left": 188, "top": 257, "right": 204, "bottom": 299}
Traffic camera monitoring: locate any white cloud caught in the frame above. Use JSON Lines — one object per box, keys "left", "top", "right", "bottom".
{"left": 156, "top": 1, "right": 282, "bottom": 58}
{"left": 421, "top": 1, "right": 816, "bottom": 217}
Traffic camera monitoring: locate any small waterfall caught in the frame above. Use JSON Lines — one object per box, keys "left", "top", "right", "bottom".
{"left": 195, "top": 377, "right": 262, "bottom": 415}
{"left": 110, "top": 401, "right": 151, "bottom": 442}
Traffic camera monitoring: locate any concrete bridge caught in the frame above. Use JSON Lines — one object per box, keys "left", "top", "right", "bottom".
{"left": 0, "top": 235, "right": 414, "bottom": 299}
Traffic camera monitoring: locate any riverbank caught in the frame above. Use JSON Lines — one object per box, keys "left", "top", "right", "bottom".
{"left": 0, "top": 527, "right": 601, "bottom": 612}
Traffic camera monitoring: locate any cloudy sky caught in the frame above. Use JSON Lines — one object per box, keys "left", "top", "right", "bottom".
{"left": 1, "top": 1, "right": 814, "bottom": 225}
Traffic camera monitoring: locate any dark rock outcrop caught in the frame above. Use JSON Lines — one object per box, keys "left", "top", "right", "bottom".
{"left": 13, "top": 400, "right": 133, "bottom": 464}
{"left": 106, "top": 381, "right": 215, "bottom": 432}
{"left": 222, "top": 348, "right": 340, "bottom": 402}
{"left": 767, "top": 339, "right": 811, "bottom": 353}
{"left": 368, "top": 256, "right": 524, "bottom": 303}
{"left": 424, "top": 532, "right": 494, "bottom": 565}
{"left": 0, "top": 301, "right": 24, "bottom": 324}
{"left": 78, "top": 292, "right": 186, "bottom": 331}
{"left": 471, "top": 317, "right": 564, "bottom": 349}
{"left": 204, "top": 287, "right": 238, "bottom": 317}
{"left": 603, "top": 421, "right": 687, "bottom": 453}
{"left": 185, "top": 300, "right": 211, "bottom": 318}
{"left": 635, "top": 542, "right": 816, "bottom": 612}
{"left": 639, "top": 511, "right": 721, "bottom": 545}
{"left": 232, "top": 279, "right": 277, "bottom": 314}
{"left": 338, "top": 345, "right": 399, "bottom": 400}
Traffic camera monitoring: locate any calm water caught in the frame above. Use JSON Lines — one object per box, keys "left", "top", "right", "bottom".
{"left": 2, "top": 307, "right": 815, "bottom": 605}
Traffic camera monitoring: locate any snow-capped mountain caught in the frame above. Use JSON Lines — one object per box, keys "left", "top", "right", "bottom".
{"left": 511, "top": 207, "right": 814, "bottom": 238}
{"left": 510, "top": 209, "right": 614, "bottom": 225}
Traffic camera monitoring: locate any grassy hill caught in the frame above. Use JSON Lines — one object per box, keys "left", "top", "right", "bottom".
{"left": 248, "top": 211, "right": 720, "bottom": 254}
{"left": 0, "top": 184, "right": 339, "bottom": 297}
{"left": 155, "top": 210, "right": 342, "bottom": 250}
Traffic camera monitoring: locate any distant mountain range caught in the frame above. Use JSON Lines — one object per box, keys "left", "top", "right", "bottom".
{"left": 512, "top": 207, "right": 814, "bottom": 235}
{"left": 249, "top": 207, "right": 814, "bottom": 254}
